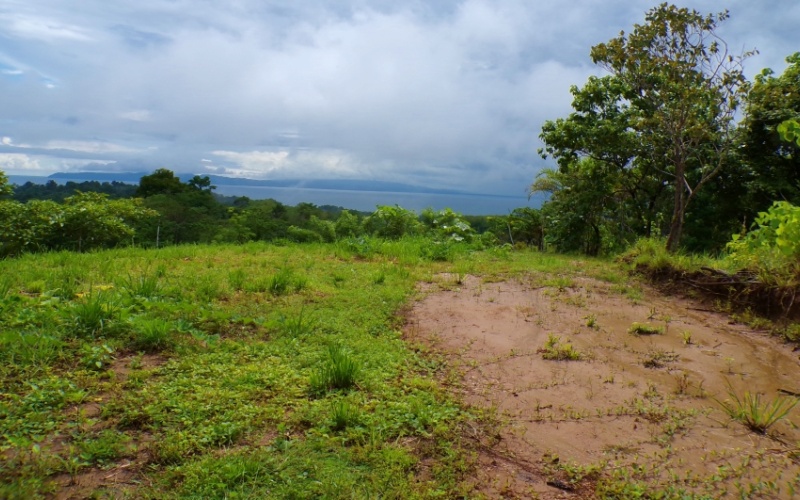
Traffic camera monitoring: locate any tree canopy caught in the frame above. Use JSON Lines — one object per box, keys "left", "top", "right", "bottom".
{"left": 537, "top": 3, "right": 753, "bottom": 252}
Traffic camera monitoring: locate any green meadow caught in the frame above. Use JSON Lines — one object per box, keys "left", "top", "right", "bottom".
{"left": 0, "top": 238, "right": 593, "bottom": 498}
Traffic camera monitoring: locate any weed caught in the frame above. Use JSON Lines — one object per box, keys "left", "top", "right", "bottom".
{"left": 79, "top": 343, "right": 115, "bottom": 371}
{"left": 715, "top": 386, "right": 799, "bottom": 434}
{"left": 76, "top": 430, "right": 130, "bottom": 465}
{"left": 642, "top": 347, "right": 679, "bottom": 369}
{"left": 674, "top": 371, "right": 691, "bottom": 395}
{"left": 538, "top": 334, "right": 582, "bottom": 361}
{"left": 584, "top": 314, "right": 599, "bottom": 330}
{"left": 628, "top": 322, "right": 664, "bottom": 336}
{"left": 681, "top": 330, "right": 693, "bottom": 345}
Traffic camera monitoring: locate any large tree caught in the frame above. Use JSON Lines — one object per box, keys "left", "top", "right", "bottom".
{"left": 740, "top": 53, "right": 800, "bottom": 209}
{"left": 0, "top": 169, "right": 11, "bottom": 198}
{"left": 540, "top": 3, "right": 752, "bottom": 252}
{"left": 537, "top": 75, "right": 669, "bottom": 253}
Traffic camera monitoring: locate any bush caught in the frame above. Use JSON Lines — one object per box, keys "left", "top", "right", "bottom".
{"left": 726, "top": 201, "right": 800, "bottom": 275}
{"left": 363, "top": 205, "right": 420, "bottom": 239}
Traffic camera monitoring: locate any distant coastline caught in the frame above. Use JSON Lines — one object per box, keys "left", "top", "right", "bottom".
{"left": 7, "top": 172, "right": 543, "bottom": 215}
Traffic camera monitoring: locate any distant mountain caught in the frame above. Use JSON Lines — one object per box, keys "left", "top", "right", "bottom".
{"left": 45, "top": 172, "right": 480, "bottom": 196}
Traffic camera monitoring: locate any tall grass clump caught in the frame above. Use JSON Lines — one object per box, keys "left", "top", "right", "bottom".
{"left": 622, "top": 238, "right": 704, "bottom": 272}
{"left": 310, "top": 344, "right": 361, "bottom": 395}
{"left": 0, "top": 331, "right": 65, "bottom": 367}
{"left": 68, "top": 291, "right": 119, "bottom": 338}
{"left": 121, "top": 271, "right": 162, "bottom": 298}
{"left": 715, "top": 386, "right": 799, "bottom": 434}
{"left": 0, "top": 275, "right": 13, "bottom": 299}
{"left": 228, "top": 268, "right": 247, "bottom": 291}
{"left": 129, "top": 318, "right": 174, "bottom": 352}
{"left": 275, "top": 308, "right": 314, "bottom": 338}
{"left": 265, "top": 267, "right": 306, "bottom": 296}
{"left": 330, "top": 400, "right": 361, "bottom": 431}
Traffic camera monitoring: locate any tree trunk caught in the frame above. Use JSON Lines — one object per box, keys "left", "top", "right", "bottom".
{"left": 666, "top": 162, "right": 686, "bottom": 252}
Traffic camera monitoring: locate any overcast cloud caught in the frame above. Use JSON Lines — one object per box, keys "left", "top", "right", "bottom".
{"left": 0, "top": 0, "right": 797, "bottom": 195}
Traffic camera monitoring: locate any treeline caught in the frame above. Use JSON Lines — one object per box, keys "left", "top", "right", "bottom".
{"left": 12, "top": 180, "right": 138, "bottom": 203}
{"left": 0, "top": 168, "right": 543, "bottom": 257}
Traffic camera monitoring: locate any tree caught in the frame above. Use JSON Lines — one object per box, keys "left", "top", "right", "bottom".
{"left": 187, "top": 175, "right": 216, "bottom": 192}
{"left": 538, "top": 75, "right": 669, "bottom": 252}
{"left": 740, "top": 53, "right": 800, "bottom": 209}
{"left": 136, "top": 168, "right": 186, "bottom": 197}
{"left": 588, "top": 3, "right": 752, "bottom": 251}
{"left": 0, "top": 169, "right": 11, "bottom": 198}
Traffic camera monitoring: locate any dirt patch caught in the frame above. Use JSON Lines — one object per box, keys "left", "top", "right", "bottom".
{"left": 406, "top": 274, "right": 800, "bottom": 498}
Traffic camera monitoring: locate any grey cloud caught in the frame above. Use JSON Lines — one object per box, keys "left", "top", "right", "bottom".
{"left": 0, "top": 0, "right": 797, "bottom": 194}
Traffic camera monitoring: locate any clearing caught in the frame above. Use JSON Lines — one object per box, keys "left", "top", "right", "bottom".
{"left": 407, "top": 270, "right": 800, "bottom": 498}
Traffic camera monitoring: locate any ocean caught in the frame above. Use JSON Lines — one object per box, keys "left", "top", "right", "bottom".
{"left": 7, "top": 175, "right": 540, "bottom": 215}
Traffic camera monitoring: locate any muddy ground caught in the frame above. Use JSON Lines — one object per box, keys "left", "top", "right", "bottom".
{"left": 406, "top": 273, "right": 800, "bottom": 499}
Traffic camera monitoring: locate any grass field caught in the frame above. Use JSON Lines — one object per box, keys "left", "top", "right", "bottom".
{"left": 1, "top": 238, "right": 571, "bottom": 498}
{"left": 5, "top": 239, "right": 796, "bottom": 498}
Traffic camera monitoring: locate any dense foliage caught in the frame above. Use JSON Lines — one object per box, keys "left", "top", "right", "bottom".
{"left": 0, "top": 193, "right": 157, "bottom": 256}
{"left": 537, "top": 4, "right": 755, "bottom": 254}
{"left": 535, "top": 4, "right": 800, "bottom": 256}
{"left": 3, "top": 168, "right": 545, "bottom": 257}
{"left": 12, "top": 180, "right": 137, "bottom": 203}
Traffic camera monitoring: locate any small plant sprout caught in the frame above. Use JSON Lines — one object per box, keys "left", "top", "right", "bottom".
{"left": 662, "top": 315, "right": 672, "bottom": 334}
{"left": 674, "top": 371, "right": 691, "bottom": 395}
{"left": 628, "top": 322, "right": 664, "bottom": 336}
{"left": 715, "top": 386, "right": 799, "bottom": 434}
{"left": 681, "top": 330, "right": 693, "bottom": 345}
{"left": 584, "top": 314, "right": 599, "bottom": 330}
{"left": 538, "top": 334, "right": 582, "bottom": 361}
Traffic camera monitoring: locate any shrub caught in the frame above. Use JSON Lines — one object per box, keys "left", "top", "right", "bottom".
{"left": 363, "top": 205, "right": 420, "bottom": 239}
{"left": 726, "top": 201, "right": 800, "bottom": 276}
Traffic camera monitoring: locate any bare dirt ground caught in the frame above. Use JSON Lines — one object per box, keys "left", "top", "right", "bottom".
{"left": 406, "top": 272, "right": 800, "bottom": 499}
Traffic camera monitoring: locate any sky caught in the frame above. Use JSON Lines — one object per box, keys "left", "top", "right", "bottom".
{"left": 1, "top": 1, "right": 798, "bottom": 196}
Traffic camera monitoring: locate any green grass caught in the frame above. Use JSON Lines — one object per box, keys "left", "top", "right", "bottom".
{"left": 715, "top": 387, "right": 799, "bottom": 434}
{"left": 2, "top": 239, "right": 709, "bottom": 498}
{"left": 0, "top": 239, "right": 506, "bottom": 497}
{"left": 628, "top": 322, "right": 665, "bottom": 336}
{"left": 539, "top": 333, "right": 583, "bottom": 361}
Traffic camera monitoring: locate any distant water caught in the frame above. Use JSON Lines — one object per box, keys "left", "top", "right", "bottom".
{"left": 7, "top": 176, "right": 540, "bottom": 215}
{"left": 213, "top": 185, "right": 538, "bottom": 215}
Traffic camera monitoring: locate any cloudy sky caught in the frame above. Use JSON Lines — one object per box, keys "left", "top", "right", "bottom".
{"left": 1, "top": 1, "right": 798, "bottom": 195}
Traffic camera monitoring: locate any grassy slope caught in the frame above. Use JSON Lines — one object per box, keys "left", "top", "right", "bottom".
{"left": 1, "top": 239, "right": 601, "bottom": 498}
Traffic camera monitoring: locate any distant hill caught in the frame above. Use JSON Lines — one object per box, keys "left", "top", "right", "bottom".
{"left": 44, "top": 172, "right": 476, "bottom": 196}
